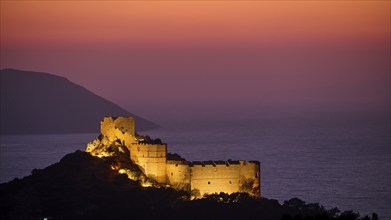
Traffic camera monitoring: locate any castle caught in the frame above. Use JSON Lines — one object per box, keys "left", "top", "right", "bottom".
{"left": 86, "top": 116, "right": 260, "bottom": 198}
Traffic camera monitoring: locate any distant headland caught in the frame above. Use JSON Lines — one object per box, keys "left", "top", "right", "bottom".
{"left": 0, "top": 69, "right": 158, "bottom": 134}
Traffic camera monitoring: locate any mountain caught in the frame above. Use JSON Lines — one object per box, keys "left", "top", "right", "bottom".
{"left": 0, "top": 69, "right": 158, "bottom": 134}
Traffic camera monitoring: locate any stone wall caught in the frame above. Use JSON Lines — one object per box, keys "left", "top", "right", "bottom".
{"left": 189, "top": 161, "right": 260, "bottom": 198}
{"left": 166, "top": 160, "right": 191, "bottom": 191}
{"left": 166, "top": 160, "right": 260, "bottom": 198}
{"left": 112, "top": 117, "right": 135, "bottom": 137}
{"left": 239, "top": 161, "right": 261, "bottom": 197}
{"left": 129, "top": 143, "right": 167, "bottom": 184}
{"left": 100, "top": 117, "right": 137, "bottom": 147}
{"left": 190, "top": 162, "right": 241, "bottom": 197}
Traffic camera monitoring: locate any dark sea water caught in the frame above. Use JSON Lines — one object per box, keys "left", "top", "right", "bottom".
{"left": 1, "top": 119, "right": 390, "bottom": 219}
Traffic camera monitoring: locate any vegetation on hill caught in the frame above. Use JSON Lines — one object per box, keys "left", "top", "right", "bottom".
{"left": 0, "top": 151, "right": 377, "bottom": 220}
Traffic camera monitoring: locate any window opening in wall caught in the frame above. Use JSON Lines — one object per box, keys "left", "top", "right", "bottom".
{"left": 208, "top": 181, "right": 210, "bottom": 184}
{"left": 229, "top": 181, "right": 232, "bottom": 184}
{"left": 171, "top": 172, "right": 173, "bottom": 176}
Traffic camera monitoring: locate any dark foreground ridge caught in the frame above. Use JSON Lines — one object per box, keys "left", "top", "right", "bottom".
{"left": 0, "top": 151, "right": 378, "bottom": 220}
{"left": 0, "top": 68, "right": 158, "bottom": 134}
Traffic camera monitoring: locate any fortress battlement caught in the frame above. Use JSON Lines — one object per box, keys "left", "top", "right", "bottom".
{"left": 188, "top": 160, "right": 254, "bottom": 167}
{"left": 132, "top": 142, "right": 167, "bottom": 146}
{"left": 166, "top": 160, "right": 191, "bottom": 165}
{"left": 87, "top": 116, "right": 261, "bottom": 198}
{"left": 168, "top": 159, "right": 258, "bottom": 167}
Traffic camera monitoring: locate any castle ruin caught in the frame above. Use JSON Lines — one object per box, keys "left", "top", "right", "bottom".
{"left": 86, "top": 116, "right": 260, "bottom": 198}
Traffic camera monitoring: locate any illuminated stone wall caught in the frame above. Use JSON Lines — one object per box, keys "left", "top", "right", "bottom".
{"left": 190, "top": 163, "right": 241, "bottom": 197}
{"left": 100, "top": 117, "right": 137, "bottom": 146}
{"left": 239, "top": 161, "right": 261, "bottom": 197}
{"left": 166, "top": 160, "right": 191, "bottom": 191}
{"left": 189, "top": 161, "right": 260, "bottom": 198}
{"left": 129, "top": 143, "right": 167, "bottom": 184}
{"left": 166, "top": 160, "right": 260, "bottom": 198}
{"left": 112, "top": 117, "right": 135, "bottom": 136}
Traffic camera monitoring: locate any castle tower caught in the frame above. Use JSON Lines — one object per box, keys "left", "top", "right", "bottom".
{"left": 100, "top": 116, "right": 137, "bottom": 147}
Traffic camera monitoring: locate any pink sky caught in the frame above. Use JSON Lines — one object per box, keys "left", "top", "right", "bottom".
{"left": 1, "top": 1, "right": 390, "bottom": 122}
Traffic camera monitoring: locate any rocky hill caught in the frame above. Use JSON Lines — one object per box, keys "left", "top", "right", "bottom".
{"left": 0, "top": 150, "right": 371, "bottom": 220}
{"left": 0, "top": 69, "right": 158, "bottom": 134}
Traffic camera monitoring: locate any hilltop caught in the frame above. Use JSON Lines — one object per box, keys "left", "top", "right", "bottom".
{"left": 0, "top": 150, "right": 374, "bottom": 220}
{"left": 0, "top": 69, "right": 158, "bottom": 134}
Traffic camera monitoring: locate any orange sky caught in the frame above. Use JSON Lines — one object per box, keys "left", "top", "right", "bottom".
{"left": 1, "top": 1, "right": 390, "bottom": 121}
{"left": 1, "top": 1, "right": 389, "bottom": 48}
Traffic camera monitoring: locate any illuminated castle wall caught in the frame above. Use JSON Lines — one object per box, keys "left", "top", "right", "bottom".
{"left": 129, "top": 143, "right": 167, "bottom": 184}
{"left": 167, "top": 160, "right": 260, "bottom": 197}
{"left": 93, "top": 116, "right": 260, "bottom": 198}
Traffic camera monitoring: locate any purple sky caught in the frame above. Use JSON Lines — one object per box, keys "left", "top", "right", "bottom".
{"left": 1, "top": 1, "right": 390, "bottom": 123}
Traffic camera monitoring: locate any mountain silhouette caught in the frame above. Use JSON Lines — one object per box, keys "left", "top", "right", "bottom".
{"left": 0, "top": 69, "right": 158, "bottom": 134}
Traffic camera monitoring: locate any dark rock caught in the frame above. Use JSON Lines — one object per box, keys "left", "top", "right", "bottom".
{"left": 0, "top": 150, "right": 368, "bottom": 220}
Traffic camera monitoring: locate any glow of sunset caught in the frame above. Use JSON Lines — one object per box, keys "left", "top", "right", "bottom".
{"left": 2, "top": 1, "right": 389, "bottom": 47}
{"left": 1, "top": 1, "right": 389, "bottom": 122}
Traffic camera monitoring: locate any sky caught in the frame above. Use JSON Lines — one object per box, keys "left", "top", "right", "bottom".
{"left": 1, "top": 1, "right": 390, "bottom": 123}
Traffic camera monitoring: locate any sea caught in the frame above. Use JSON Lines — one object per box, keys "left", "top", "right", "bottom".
{"left": 1, "top": 118, "right": 390, "bottom": 219}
